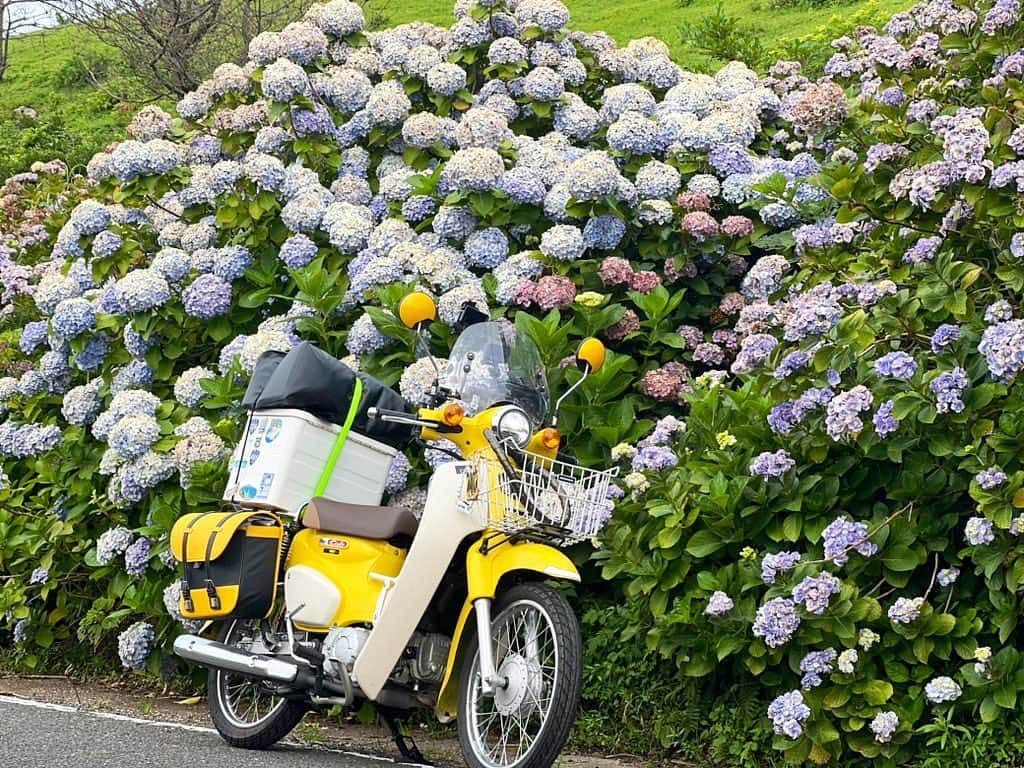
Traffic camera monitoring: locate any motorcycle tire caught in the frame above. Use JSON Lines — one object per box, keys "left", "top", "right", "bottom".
{"left": 207, "top": 618, "right": 307, "bottom": 749}
{"left": 457, "top": 581, "right": 583, "bottom": 768}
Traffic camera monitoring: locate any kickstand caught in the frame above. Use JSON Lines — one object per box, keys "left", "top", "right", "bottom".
{"left": 380, "top": 709, "right": 433, "bottom": 766}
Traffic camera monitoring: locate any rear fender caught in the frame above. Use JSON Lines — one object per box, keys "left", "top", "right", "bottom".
{"left": 433, "top": 542, "right": 579, "bottom": 721}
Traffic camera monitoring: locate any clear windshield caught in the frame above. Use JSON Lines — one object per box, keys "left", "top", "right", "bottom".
{"left": 441, "top": 322, "right": 549, "bottom": 424}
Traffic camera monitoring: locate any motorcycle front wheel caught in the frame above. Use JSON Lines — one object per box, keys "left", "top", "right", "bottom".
{"left": 457, "top": 582, "right": 583, "bottom": 768}
{"left": 207, "top": 618, "right": 307, "bottom": 749}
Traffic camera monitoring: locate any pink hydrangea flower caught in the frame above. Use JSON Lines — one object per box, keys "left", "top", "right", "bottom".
{"left": 681, "top": 211, "right": 720, "bottom": 240}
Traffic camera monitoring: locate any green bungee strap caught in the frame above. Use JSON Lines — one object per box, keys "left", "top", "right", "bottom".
{"left": 313, "top": 377, "right": 363, "bottom": 497}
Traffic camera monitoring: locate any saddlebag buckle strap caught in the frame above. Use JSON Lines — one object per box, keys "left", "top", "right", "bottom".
{"left": 204, "top": 580, "right": 221, "bottom": 611}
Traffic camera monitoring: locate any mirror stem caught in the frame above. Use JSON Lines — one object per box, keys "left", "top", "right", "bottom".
{"left": 552, "top": 365, "right": 589, "bottom": 427}
{"left": 416, "top": 326, "right": 444, "bottom": 398}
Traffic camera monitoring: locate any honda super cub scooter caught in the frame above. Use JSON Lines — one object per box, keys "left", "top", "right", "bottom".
{"left": 171, "top": 293, "right": 617, "bottom": 768}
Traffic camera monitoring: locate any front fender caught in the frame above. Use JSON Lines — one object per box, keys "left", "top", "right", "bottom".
{"left": 434, "top": 542, "right": 580, "bottom": 721}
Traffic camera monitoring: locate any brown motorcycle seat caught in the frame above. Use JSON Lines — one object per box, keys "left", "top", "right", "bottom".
{"left": 302, "top": 497, "right": 419, "bottom": 540}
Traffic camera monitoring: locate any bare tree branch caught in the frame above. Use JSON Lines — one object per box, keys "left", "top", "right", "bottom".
{"left": 41, "top": 0, "right": 314, "bottom": 98}
{"left": 0, "top": 0, "right": 50, "bottom": 83}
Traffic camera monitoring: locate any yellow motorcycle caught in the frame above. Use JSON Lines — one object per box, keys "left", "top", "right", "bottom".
{"left": 170, "top": 293, "right": 616, "bottom": 768}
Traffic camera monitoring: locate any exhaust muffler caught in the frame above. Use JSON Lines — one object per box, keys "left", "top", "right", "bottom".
{"left": 173, "top": 634, "right": 303, "bottom": 683}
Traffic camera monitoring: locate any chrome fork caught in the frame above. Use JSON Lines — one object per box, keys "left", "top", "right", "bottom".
{"left": 474, "top": 598, "right": 507, "bottom": 695}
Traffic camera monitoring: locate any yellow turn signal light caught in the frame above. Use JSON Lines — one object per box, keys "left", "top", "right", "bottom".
{"left": 540, "top": 428, "right": 561, "bottom": 451}
{"left": 442, "top": 403, "right": 465, "bottom": 426}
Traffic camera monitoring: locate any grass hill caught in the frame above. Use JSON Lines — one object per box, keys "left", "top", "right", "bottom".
{"left": 0, "top": 0, "right": 910, "bottom": 179}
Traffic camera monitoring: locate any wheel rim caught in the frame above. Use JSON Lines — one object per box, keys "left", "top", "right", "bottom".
{"left": 466, "top": 599, "right": 559, "bottom": 768}
{"left": 214, "top": 620, "right": 288, "bottom": 730}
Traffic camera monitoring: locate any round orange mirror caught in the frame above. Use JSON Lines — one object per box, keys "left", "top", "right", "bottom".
{"left": 399, "top": 292, "right": 437, "bottom": 329}
{"left": 576, "top": 337, "right": 606, "bottom": 373}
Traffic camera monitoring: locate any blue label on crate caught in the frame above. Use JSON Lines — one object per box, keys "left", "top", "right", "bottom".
{"left": 240, "top": 485, "right": 258, "bottom": 500}
{"left": 265, "top": 419, "right": 283, "bottom": 443}
{"left": 248, "top": 449, "right": 260, "bottom": 464}
{"left": 257, "top": 473, "right": 275, "bottom": 499}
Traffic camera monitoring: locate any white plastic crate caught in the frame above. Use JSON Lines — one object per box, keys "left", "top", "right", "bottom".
{"left": 223, "top": 408, "right": 398, "bottom": 516}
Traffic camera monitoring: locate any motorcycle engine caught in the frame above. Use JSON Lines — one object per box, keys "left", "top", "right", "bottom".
{"left": 389, "top": 632, "right": 452, "bottom": 686}
{"left": 322, "top": 626, "right": 370, "bottom": 679}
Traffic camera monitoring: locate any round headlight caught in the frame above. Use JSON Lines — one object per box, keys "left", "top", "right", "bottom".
{"left": 495, "top": 407, "right": 532, "bottom": 448}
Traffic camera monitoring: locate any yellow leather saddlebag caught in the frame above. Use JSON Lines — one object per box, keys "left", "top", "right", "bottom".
{"left": 170, "top": 510, "right": 284, "bottom": 621}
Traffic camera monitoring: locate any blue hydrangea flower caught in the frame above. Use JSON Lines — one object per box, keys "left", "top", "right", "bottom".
{"left": 74, "top": 335, "right": 110, "bottom": 372}
{"left": 183, "top": 274, "right": 233, "bottom": 319}
{"left": 96, "top": 525, "right": 134, "bottom": 564}
{"left": 582, "top": 215, "right": 626, "bottom": 251}
{"left": 539, "top": 225, "right": 585, "bottom": 261}
{"left": 50, "top": 298, "right": 96, "bottom": 340}
{"left": 114, "top": 269, "right": 171, "bottom": 313}
{"left": 464, "top": 228, "right": 509, "bottom": 268}
{"left": 875, "top": 351, "right": 918, "bottom": 379}
{"left": 117, "top": 620, "right": 155, "bottom": 670}
{"left": 767, "top": 690, "right": 810, "bottom": 740}
{"left": 631, "top": 445, "right": 678, "bottom": 472}
{"left": 123, "top": 536, "right": 151, "bottom": 577}
{"left": 705, "top": 591, "right": 734, "bottom": 615}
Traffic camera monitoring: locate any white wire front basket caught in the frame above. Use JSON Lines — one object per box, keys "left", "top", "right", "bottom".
{"left": 469, "top": 446, "right": 620, "bottom": 546}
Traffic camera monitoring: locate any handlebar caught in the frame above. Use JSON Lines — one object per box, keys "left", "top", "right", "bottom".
{"left": 366, "top": 407, "right": 440, "bottom": 428}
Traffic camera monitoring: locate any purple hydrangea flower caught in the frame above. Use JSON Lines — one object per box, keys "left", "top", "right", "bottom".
{"left": 873, "top": 400, "right": 900, "bottom": 438}
{"left": 965, "top": 516, "right": 995, "bottom": 545}
{"left": 278, "top": 234, "right": 319, "bottom": 270}
{"left": 632, "top": 445, "right": 679, "bottom": 472}
{"left": 826, "top": 385, "right": 874, "bottom": 440}
{"left": 875, "top": 351, "right": 918, "bottom": 379}
{"left": 792, "top": 573, "right": 841, "bottom": 615}
{"left": 749, "top": 449, "right": 796, "bottom": 480}
{"left": 930, "top": 367, "right": 969, "bottom": 413}
{"left": 761, "top": 551, "right": 801, "bottom": 584}
{"left": 888, "top": 596, "right": 924, "bottom": 624}
{"left": 799, "top": 648, "right": 837, "bottom": 689}
{"left": 904, "top": 236, "right": 942, "bottom": 264}
{"left": 753, "top": 597, "right": 801, "bottom": 647}
{"left": 822, "top": 516, "right": 877, "bottom": 566}
{"left": 931, "top": 324, "right": 961, "bottom": 354}
{"left": 976, "top": 467, "right": 1007, "bottom": 490}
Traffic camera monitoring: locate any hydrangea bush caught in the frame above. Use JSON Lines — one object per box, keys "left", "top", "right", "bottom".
{"left": 601, "top": 0, "right": 1024, "bottom": 763}
{"left": 0, "top": 0, "right": 813, "bottom": 682}
{"left": 4, "top": 0, "right": 1024, "bottom": 763}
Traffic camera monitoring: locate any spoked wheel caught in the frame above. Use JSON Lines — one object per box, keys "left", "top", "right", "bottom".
{"left": 208, "top": 618, "right": 307, "bottom": 749}
{"left": 458, "top": 582, "right": 583, "bottom": 768}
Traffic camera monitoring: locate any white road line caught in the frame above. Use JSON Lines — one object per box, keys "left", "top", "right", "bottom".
{"left": 0, "top": 695, "right": 423, "bottom": 766}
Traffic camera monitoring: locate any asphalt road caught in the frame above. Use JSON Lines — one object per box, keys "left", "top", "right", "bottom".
{"left": 0, "top": 695, "right": 425, "bottom": 768}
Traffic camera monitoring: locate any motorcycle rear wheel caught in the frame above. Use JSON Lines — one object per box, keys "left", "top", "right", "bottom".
{"left": 207, "top": 618, "right": 307, "bottom": 749}
{"left": 457, "top": 582, "right": 583, "bottom": 768}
